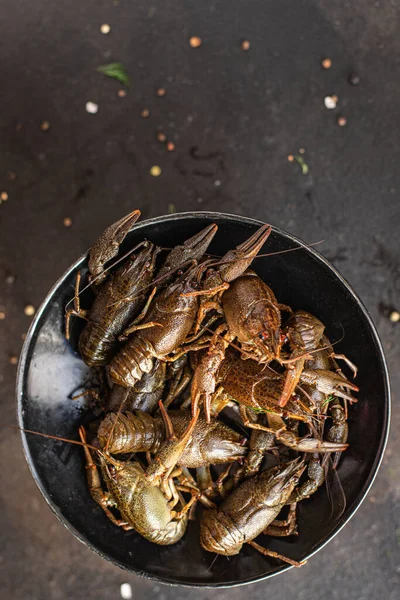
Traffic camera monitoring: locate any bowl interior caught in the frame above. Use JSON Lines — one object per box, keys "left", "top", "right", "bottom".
{"left": 17, "top": 213, "right": 389, "bottom": 587}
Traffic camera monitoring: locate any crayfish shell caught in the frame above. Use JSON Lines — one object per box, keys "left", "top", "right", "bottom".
{"left": 79, "top": 321, "right": 117, "bottom": 366}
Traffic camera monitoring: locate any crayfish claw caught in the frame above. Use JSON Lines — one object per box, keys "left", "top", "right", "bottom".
{"left": 89, "top": 209, "right": 141, "bottom": 282}
{"left": 158, "top": 223, "right": 218, "bottom": 280}
{"left": 183, "top": 223, "right": 218, "bottom": 248}
{"left": 300, "top": 369, "right": 359, "bottom": 401}
{"left": 219, "top": 224, "right": 272, "bottom": 283}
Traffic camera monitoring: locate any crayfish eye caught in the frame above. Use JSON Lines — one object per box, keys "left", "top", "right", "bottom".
{"left": 108, "top": 465, "right": 116, "bottom": 476}
{"left": 177, "top": 269, "right": 183, "bottom": 276}
{"left": 258, "top": 331, "right": 269, "bottom": 341}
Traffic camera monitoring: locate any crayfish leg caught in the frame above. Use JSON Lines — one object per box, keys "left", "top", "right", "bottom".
{"left": 173, "top": 493, "right": 198, "bottom": 519}
{"left": 215, "top": 464, "right": 233, "bottom": 498}
{"left": 122, "top": 286, "right": 157, "bottom": 324}
{"left": 78, "top": 426, "right": 130, "bottom": 529}
{"left": 327, "top": 398, "right": 349, "bottom": 468}
{"left": 145, "top": 404, "right": 200, "bottom": 483}
{"left": 195, "top": 466, "right": 216, "bottom": 498}
{"left": 65, "top": 271, "right": 88, "bottom": 340}
{"left": 158, "top": 400, "right": 176, "bottom": 440}
{"left": 71, "top": 388, "right": 100, "bottom": 403}
{"left": 177, "top": 469, "right": 216, "bottom": 509}
{"left": 331, "top": 353, "right": 358, "bottom": 378}
{"left": 162, "top": 338, "right": 211, "bottom": 362}
{"left": 239, "top": 406, "right": 279, "bottom": 435}
{"left": 190, "top": 324, "right": 232, "bottom": 422}
{"left": 247, "top": 540, "right": 304, "bottom": 567}
{"left": 263, "top": 503, "right": 298, "bottom": 537}
{"left": 187, "top": 281, "right": 230, "bottom": 298}
{"left": 287, "top": 456, "right": 325, "bottom": 503}
{"left": 193, "top": 300, "right": 223, "bottom": 334}
{"left": 278, "top": 303, "right": 293, "bottom": 314}
{"left": 209, "top": 387, "right": 230, "bottom": 417}
{"left": 164, "top": 476, "right": 180, "bottom": 506}
{"left": 163, "top": 362, "right": 192, "bottom": 409}
{"left": 119, "top": 320, "right": 163, "bottom": 340}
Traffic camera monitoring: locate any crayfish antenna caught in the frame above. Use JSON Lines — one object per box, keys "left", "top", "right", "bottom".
{"left": 5, "top": 424, "right": 105, "bottom": 456}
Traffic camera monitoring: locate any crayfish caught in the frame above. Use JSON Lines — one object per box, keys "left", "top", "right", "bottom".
{"left": 21, "top": 211, "right": 361, "bottom": 568}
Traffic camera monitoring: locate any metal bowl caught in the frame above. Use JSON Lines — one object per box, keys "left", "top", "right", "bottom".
{"left": 17, "top": 212, "right": 390, "bottom": 587}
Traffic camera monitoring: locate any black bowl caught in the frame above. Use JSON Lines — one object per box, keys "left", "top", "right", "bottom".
{"left": 17, "top": 212, "right": 390, "bottom": 587}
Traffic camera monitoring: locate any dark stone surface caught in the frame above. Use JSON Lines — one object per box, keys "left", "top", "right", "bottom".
{"left": 0, "top": 1, "right": 398, "bottom": 598}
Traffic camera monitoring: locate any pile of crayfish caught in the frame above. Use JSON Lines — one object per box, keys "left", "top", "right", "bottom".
{"left": 60, "top": 209, "right": 358, "bottom": 568}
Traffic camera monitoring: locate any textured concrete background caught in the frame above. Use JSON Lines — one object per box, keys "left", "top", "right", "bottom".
{"left": 0, "top": 1, "right": 399, "bottom": 598}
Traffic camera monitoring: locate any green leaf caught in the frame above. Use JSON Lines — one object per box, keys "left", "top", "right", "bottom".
{"left": 294, "top": 155, "right": 309, "bottom": 175}
{"left": 321, "top": 394, "right": 336, "bottom": 407}
{"left": 97, "top": 63, "right": 130, "bottom": 87}
{"left": 168, "top": 203, "right": 176, "bottom": 214}
{"left": 228, "top": 396, "right": 274, "bottom": 414}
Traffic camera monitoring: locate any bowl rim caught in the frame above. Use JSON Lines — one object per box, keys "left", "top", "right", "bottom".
{"left": 16, "top": 211, "right": 391, "bottom": 588}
